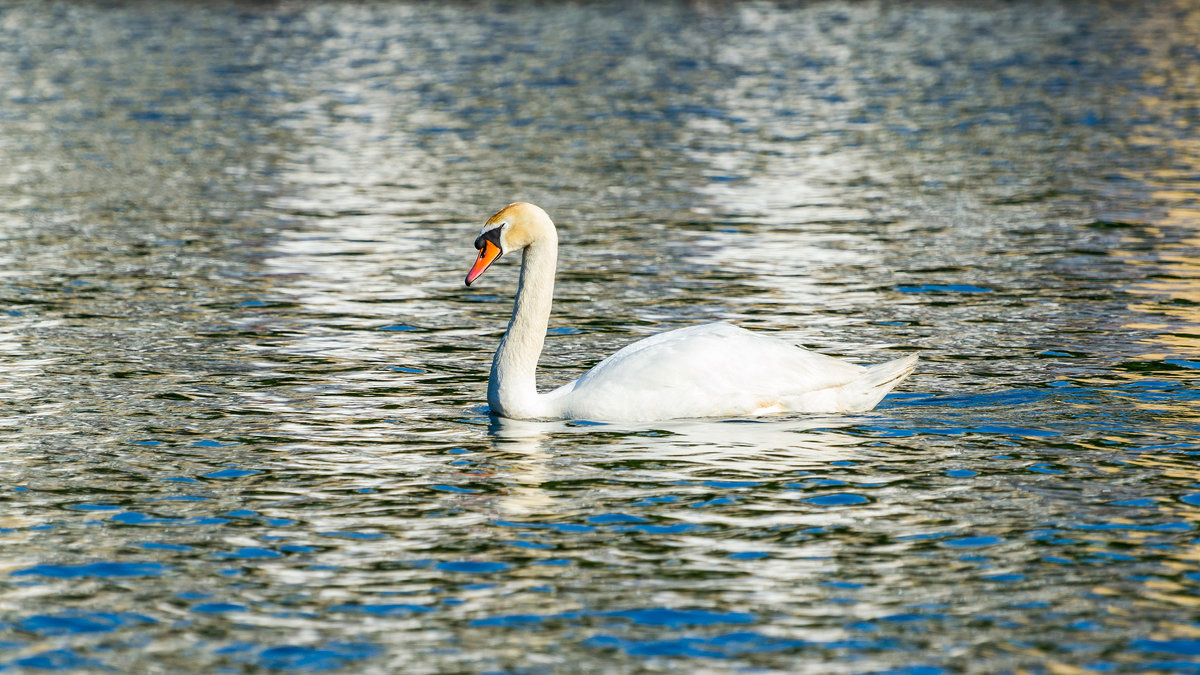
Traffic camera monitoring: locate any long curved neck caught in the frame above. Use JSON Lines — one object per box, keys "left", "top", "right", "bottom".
{"left": 488, "top": 235, "right": 558, "bottom": 418}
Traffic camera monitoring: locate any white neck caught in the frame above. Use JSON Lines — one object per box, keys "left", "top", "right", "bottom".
{"left": 487, "top": 234, "right": 559, "bottom": 419}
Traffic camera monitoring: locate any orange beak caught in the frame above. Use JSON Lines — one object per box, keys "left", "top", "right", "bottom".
{"left": 465, "top": 240, "right": 502, "bottom": 286}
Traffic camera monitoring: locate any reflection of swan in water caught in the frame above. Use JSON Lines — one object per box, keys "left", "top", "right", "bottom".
{"left": 485, "top": 417, "right": 556, "bottom": 515}
{"left": 484, "top": 413, "right": 924, "bottom": 592}
{"left": 486, "top": 413, "right": 873, "bottom": 477}
{"left": 465, "top": 203, "right": 917, "bottom": 422}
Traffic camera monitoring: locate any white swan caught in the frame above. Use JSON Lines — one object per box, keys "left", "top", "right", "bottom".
{"left": 465, "top": 202, "right": 917, "bottom": 422}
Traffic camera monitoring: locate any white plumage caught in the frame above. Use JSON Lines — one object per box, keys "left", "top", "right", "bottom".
{"left": 465, "top": 203, "right": 916, "bottom": 422}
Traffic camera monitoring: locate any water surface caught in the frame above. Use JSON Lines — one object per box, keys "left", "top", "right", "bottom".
{"left": 1, "top": 1, "right": 1199, "bottom": 672}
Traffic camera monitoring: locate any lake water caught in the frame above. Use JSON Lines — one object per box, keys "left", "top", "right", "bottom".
{"left": 1, "top": 1, "right": 1198, "bottom": 672}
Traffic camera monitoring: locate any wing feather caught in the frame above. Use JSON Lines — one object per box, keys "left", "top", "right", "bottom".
{"left": 560, "top": 323, "right": 869, "bottom": 420}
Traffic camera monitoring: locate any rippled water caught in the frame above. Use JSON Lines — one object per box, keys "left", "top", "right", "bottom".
{"left": 1, "top": 1, "right": 1199, "bottom": 672}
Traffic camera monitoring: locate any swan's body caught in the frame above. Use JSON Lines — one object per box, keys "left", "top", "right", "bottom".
{"left": 465, "top": 203, "right": 916, "bottom": 422}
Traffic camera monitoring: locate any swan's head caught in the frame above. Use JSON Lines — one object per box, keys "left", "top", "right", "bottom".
{"left": 465, "top": 202, "right": 556, "bottom": 286}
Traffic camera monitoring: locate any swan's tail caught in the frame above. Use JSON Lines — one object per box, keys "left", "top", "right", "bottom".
{"left": 837, "top": 354, "right": 919, "bottom": 412}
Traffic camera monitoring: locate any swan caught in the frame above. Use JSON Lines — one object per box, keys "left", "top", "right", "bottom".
{"left": 464, "top": 202, "right": 917, "bottom": 422}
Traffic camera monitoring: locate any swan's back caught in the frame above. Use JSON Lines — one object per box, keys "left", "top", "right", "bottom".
{"left": 555, "top": 323, "right": 915, "bottom": 421}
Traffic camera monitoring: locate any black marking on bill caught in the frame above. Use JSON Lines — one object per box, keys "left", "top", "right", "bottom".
{"left": 474, "top": 227, "right": 503, "bottom": 251}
